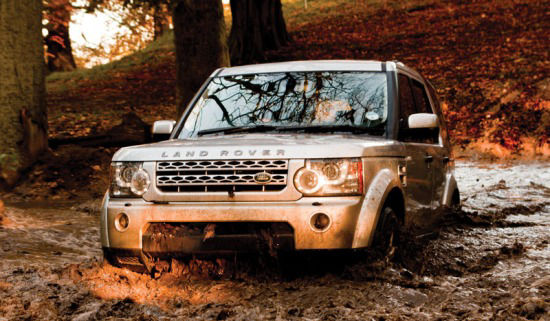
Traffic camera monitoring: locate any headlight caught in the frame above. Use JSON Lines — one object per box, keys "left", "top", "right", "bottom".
{"left": 110, "top": 162, "right": 150, "bottom": 197}
{"left": 294, "top": 158, "right": 363, "bottom": 196}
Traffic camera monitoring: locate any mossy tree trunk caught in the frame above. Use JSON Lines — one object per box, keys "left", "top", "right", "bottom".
{"left": 172, "top": 0, "right": 230, "bottom": 117}
{"left": 0, "top": 0, "right": 48, "bottom": 186}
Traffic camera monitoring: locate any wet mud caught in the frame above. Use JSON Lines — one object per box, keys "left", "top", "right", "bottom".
{"left": 0, "top": 162, "right": 548, "bottom": 320}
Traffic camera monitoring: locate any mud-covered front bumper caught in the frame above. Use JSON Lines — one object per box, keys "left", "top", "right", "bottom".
{"left": 101, "top": 194, "right": 369, "bottom": 254}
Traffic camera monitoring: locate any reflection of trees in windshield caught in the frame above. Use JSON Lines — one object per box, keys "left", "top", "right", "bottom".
{"left": 181, "top": 72, "right": 387, "bottom": 137}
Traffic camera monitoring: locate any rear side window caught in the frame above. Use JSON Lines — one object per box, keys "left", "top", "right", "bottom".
{"left": 411, "top": 80, "right": 432, "bottom": 114}
{"left": 398, "top": 75, "right": 439, "bottom": 144}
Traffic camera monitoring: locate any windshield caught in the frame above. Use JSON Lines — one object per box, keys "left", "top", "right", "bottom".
{"left": 178, "top": 71, "right": 388, "bottom": 138}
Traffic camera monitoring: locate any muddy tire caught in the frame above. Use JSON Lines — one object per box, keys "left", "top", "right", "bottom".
{"left": 102, "top": 249, "right": 118, "bottom": 268}
{"left": 372, "top": 205, "right": 400, "bottom": 259}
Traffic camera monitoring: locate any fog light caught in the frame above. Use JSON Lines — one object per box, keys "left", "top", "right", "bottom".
{"left": 115, "top": 212, "right": 129, "bottom": 232}
{"left": 310, "top": 213, "right": 331, "bottom": 232}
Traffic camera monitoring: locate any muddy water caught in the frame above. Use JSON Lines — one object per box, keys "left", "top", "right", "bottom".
{"left": 0, "top": 162, "right": 548, "bottom": 320}
{"left": 0, "top": 202, "right": 100, "bottom": 269}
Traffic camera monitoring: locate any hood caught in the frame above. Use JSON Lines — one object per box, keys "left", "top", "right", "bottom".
{"left": 112, "top": 133, "right": 405, "bottom": 161}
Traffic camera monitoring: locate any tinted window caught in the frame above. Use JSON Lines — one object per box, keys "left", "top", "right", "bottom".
{"left": 397, "top": 75, "right": 416, "bottom": 142}
{"left": 411, "top": 80, "right": 438, "bottom": 144}
{"left": 398, "top": 75, "right": 416, "bottom": 125}
{"left": 398, "top": 75, "right": 439, "bottom": 144}
{"left": 411, "top": 80, "right": 432, "bottom": 114}
{"left": 179, "top": 72, "right": 388, "bottom": 138}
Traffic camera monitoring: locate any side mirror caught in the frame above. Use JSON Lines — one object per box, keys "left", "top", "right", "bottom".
{"left": 408, "top": 113, "right": 438, "bottom": 129}
{"left": 152, "top": 120, "right": 176, "bottom": 141}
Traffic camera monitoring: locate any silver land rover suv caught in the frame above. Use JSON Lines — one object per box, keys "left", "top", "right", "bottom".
{"left": 101, "top": 60, "right": 460, "bottom": 271}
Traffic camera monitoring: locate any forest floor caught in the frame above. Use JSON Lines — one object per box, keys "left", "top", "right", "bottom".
{"left": 0, "top": 162, "right": 548, "bottom": 320}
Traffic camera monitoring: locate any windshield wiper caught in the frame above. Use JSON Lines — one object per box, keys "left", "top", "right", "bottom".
{"left": 276, "top": 124, "right": 385, "bottom": 135}
{"left": 197, "top": 124, "right": 385, "bottom": 136}
{"left": 197, "top": 124, "right": 279, "bottom": 136}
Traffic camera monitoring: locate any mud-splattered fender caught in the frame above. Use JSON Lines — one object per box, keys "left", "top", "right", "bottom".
{"left": 100, "top": 191, "right": 110, "bottom": 247}
{"left": 442, "top": 173, "right": 459, "bottom": 206}
{"left": 352, "top": 169, "right": 403, "bottom": 248}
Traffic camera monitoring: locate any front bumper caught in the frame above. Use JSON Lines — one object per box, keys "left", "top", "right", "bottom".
{"left": 101, "top": 195, "right": 366, "bottom": 254}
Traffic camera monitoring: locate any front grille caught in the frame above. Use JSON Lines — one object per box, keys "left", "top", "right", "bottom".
{"left": 156, "top": 160, "right": 288, "bottom": 193}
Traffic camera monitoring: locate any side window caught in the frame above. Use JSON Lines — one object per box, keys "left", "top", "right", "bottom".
{"left": 397, "top": 75, "right": 416, "bottom": 142}
{"left": 398, "top": 75, "right": 439, "bottom": 144}
{"left": 411, "top": 80, "right": 432, "bottom": 113}
{"left": 410, "top": 80, "right": 439, "bottom": 144}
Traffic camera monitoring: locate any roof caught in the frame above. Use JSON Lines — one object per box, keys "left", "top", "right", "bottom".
{"left": 216, "top": 60, "right": 392, "bottom": 76}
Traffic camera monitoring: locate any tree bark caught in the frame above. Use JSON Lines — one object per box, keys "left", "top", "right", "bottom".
{"left": 172, "top": 0, "right": 230, "bottom": 117}
{"left": 0, "top": 0, "right": 48, "bottom": 186}
{"left": 44, "top": 0, "right": 76, "bottom": 72}
{"left": 229, "top": 0, "right": 289, "bottom": 66}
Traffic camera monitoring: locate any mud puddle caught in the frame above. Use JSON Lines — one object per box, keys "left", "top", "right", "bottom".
{"left": 0, "top": 201, "right": 101, "bottom": 269}
{"left": 0, "top": 162, "right": 548, "bottom": 320}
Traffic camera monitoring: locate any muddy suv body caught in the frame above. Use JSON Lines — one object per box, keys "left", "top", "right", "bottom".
{"left": 101, "top": 60, "right": 459, "bottom": 270}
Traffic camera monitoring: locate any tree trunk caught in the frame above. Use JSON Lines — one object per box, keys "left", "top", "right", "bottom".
{"left": 153, "top": 3, "right": 170, "bottom": 40}
{"left": 172, "top": 0, "right": 230, "bottom": 117}
{"left": 229, "top": 0, "right": 289, "bottom": 66}
{"left": 44, "top": 0, "right": 76, "bottom": 72}
{"left": 0, "top": 0, "right": 48, "bottom": 186}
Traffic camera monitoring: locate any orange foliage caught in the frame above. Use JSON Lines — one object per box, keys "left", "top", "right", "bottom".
{"left": 268, "top": 0, "right": 549, "bottom": 156}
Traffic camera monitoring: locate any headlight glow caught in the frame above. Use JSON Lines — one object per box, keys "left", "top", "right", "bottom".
{"left": 120, "top": 167, "right": 135, "bottom": 185}
{"left": 294, "top": 158, "right": 363, "bottom": 196}
{"left": 294, "top": 168, "right": 323, "bottom": 194}
{"left": 110, "top": 162, "right": 150, "bottom": 197}
{"left": 322, "top": 163, "right": 341, "bottom": 181}
{"left": 130, "top": 168, "right": 150, "bottom": 196}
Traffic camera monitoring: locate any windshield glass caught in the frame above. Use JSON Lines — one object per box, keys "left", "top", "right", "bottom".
{"left": 178, "top": 71, "right": 388, "bottom": 138}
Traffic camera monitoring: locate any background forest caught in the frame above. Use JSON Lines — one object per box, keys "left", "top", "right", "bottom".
{"left": 1, "top": 0, "right": 548, "bottom": 195}
{"left": 48, "top": 0, "right": 550, "bottom": 153}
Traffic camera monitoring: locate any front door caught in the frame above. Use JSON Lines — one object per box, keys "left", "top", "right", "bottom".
{"left": 405, "top": 144, "right": 435, "bottom": 229}
{"left": 409, "top": 78, "right": 448, "bottom": 217}
{"left": 397, "top": 74, "right": 439, "bottom": 230}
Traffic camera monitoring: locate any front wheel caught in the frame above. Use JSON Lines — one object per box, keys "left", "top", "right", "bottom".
{"left": 372, "top": 205, "right": 401, "bottom": 260}
{"left": 102, "top": 248, "right": 117, "bottom": 268}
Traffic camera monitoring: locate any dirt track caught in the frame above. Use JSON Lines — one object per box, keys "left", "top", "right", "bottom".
{"left": 0, "top": 162, "right": 548, "bottom": 320}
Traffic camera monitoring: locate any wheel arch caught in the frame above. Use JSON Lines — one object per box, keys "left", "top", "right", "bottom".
{"left": 442, "top": 173, "right": 459, "bottom": 206}
{"left": 382, "top": 187, "right": 406, "bottom": 225}
{"left": 100, "top": 191, "right": 110, "bottom": 248}
{"left": 352, "top": 169, "right": 405, "bottom": 248}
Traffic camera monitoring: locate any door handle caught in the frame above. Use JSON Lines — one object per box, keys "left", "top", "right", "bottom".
{"left": 424, "top": 155, "right": 434, "bottom": 163}
{"left": 442, "top": 156, "right": 451, "bottom": 163}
